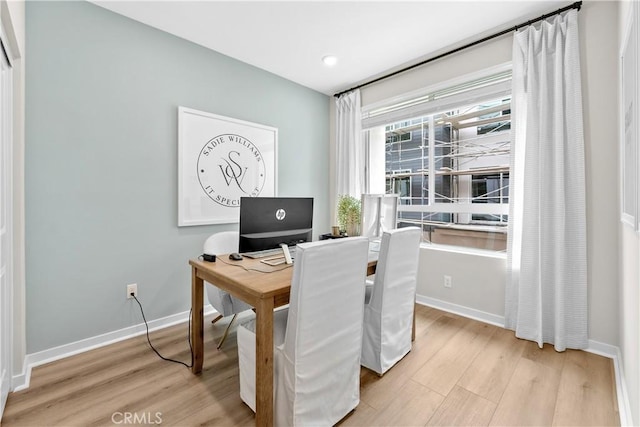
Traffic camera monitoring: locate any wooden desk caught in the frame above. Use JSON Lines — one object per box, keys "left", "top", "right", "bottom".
{"left": 189, "top": 254, "right": 377, "bottom": 426}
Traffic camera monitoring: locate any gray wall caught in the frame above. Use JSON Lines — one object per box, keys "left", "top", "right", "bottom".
{"left": 25, "top": 1, "right": 329, "bottom": 353}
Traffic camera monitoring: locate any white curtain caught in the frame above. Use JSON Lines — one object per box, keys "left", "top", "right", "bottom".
{"left": 505, "top": 10, "right": 587, "bottom": 351}
{"left": 336, "top": 89, "right": 364, "bottom": 197}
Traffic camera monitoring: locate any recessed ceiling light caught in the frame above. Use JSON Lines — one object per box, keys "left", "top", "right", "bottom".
{"left": 322, "top": 55, "right": 338, "bottom": 67}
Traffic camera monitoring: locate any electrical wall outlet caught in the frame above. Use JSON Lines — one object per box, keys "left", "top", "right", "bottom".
{"left": 444, "top": 275, "right": 452, "bottom": 288}
{"left": 127, "top": 283, "right": 138, "bottom": 299}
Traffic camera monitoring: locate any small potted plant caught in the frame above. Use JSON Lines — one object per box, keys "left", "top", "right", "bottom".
{"left": 336, "top": 195, "right": 361, "bottom": 236}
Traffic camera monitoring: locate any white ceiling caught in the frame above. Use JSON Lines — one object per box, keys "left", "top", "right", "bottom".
{"left": 91, "top": 1, "right": 569, "bottom": 96}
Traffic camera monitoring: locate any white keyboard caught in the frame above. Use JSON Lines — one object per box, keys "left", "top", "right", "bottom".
{"left": 241, "top": 248, "right": 284, "bottom": 259}
{"left": 242, "top": 247, "right": 297, "bottom": 259}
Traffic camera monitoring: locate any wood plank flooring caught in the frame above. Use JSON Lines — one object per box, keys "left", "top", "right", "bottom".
{"left": 1, "top": 306, "right": 620, "bottom": 426}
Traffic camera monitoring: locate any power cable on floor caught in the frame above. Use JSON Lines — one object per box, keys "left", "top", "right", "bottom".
{"left": 131, "top": 294, "right": 193, "bottom": 369}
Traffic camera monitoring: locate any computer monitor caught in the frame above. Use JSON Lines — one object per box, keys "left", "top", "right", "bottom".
{"left": 239, "top": 197, "right": 314, "bottom": 253}
{"left": 360, "top": 194, "right": 399, "bottom": 239}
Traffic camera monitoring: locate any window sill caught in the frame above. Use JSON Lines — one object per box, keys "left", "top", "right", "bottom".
{"left": 419, "top": 242, "right": 507, "bottom": 259}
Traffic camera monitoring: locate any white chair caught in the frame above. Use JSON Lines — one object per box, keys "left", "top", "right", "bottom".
{"left": 237, "top": 237, "right": 370, "bottom": 426}
{"left": 361, "top": 227, "right": 421, "bottom": 375}
{"left": 203, "top": 231, "right": 253, "bottom": 349}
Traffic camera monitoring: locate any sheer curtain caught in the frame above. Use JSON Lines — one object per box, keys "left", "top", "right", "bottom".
{"left": 336, "top": 89, "right": 364, "bottom": 197}
{"left": 505, "top": 10, "right": 587, "bottom": 351}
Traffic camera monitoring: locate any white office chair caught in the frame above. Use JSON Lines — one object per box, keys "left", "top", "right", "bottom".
{"left": 203, "top": 231, "right": 253, "bottom": 349}
{"left": 361, "top": 227, "right": 421, "bottom": 375}
{"left": 237, "top": 237, "right": 370, "bottom": 426}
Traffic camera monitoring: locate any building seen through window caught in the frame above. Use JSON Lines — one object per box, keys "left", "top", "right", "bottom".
{"left": 381, "top": 97, "right": 511, "bottom": 251}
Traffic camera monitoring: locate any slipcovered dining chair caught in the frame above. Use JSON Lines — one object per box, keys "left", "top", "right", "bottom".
{"left": 237, "top": 237, "right": 370, "bottom": 426}
{"left": 203, "top": 231, "right": 252, "bottom": 349}
{"left": 361, "top": 227, "right": 421, "bottom": 376}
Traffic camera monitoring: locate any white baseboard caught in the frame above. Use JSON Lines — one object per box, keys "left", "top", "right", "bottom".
{"left": 416, "top": 295, "right": 506, "bottom": 327}
{"left": 584, "top": 342, "right": 634, "bottom": 426}
{"left": 416, "top": 294, "right": 633, "bottom": 426}
{"left": 611, "top": 347, "right": 634, "bottom": 426}
{"left": 585, "top": 339, "right": 618, "bottom": 359}
{"left": 12, "top": 305, "right": 216, "bottom": 392}
{"left": 584, "top": 340, "right": 633, "bottom": 425}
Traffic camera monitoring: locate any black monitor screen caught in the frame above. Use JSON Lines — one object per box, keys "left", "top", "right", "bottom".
{"left": 239, "top": 197, "right": 313, "bottom": 253}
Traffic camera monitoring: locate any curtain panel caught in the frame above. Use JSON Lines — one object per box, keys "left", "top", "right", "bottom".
{"left": 505, "top": 9, "right": 588, "bottom": 351}
{"left": 336, "top": 90, "right": 364, "bottom": 198}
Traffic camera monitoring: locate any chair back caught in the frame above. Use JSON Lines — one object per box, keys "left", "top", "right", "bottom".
{"left": 278, "top": 236, "right": 369, "bottom": 425}
{"left": 203, "top": 231, "right": 239, "bottom": 255}
{"left": 362, "top": 227, "right": 421, "bottom": 373}
{"left": 203, "top": 231, "right": 251, "bottom": 317}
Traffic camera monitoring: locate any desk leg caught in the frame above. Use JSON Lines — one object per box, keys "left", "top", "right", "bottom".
{"left": 191, "top": 266, "right": 204, "bottom": 374}
{"left": 255, "top": 297, "right": 274, "bottom": 427}
{"left": 412, "top": 306, "right": 416, "bottom": 342}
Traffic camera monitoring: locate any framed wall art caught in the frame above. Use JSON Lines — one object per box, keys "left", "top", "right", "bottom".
{"left": 178, "top": 107, "right": 278, "bottom": 226}
{"left": 621, "top": 3, "right": 638, "bottom": 229}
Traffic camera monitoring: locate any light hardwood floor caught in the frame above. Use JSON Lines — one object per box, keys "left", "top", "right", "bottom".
{"left": 2, "top": 306, "right": 620, "bottom": 426}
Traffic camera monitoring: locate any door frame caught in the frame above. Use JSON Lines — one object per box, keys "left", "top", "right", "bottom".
{"left": 0, "top": 22, "right": 14, "bottom": 419}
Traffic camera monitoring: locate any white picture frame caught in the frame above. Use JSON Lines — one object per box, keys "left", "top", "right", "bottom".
{"left": 178, "top": 107, "right": 278, "bottom": 226}
{"left": 621, "top": 4, "right": 638, "bottom": 229}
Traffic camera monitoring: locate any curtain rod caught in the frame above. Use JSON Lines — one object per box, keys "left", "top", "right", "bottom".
{"left": 333, "top": 1, "right": 582, "bottom": 98}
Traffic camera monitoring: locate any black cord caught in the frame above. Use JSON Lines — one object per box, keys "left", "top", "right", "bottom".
{"left": 132, "top": 294, "right": 193, "bottom": 369}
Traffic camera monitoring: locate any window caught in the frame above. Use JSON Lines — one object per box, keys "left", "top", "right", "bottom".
{"left": 364, "top": 68, "right": 511, "bottom": 252}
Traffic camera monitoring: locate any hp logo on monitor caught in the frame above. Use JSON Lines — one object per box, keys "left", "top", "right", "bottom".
{"left": 275, "top": 209, "right": 286, "bottom": 221}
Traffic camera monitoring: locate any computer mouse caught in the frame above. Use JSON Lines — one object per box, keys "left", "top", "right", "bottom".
{"left": 229, "top": 253, "right": 243, "bottom": 261}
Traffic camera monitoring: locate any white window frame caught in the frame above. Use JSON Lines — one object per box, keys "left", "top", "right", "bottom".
{"left": 363, "top": 63, "right": 512, "bottom": 221}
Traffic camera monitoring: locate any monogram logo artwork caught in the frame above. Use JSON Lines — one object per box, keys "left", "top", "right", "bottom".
{"left": 219, "top": 151, "right": 249, "bottom": 192}
{"left": 197, "top": 134, "right": 266, "bottom": 207}
{"left": 275, "top": 208, "right": 286, "bottom": 221}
